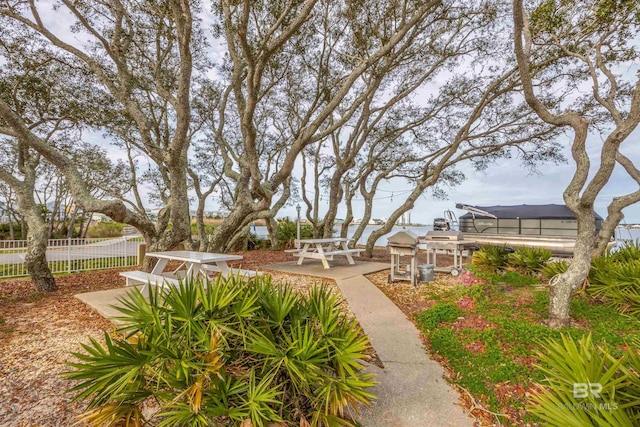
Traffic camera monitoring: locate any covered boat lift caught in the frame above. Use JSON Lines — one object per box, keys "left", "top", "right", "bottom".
{"left": 453, "top": 203, "right": 610, "bottom": 256}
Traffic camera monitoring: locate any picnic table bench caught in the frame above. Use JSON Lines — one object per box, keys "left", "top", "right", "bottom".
{"left": 120, "top": 250, "right": 258, "bottom": 290}
{"left": 120, "top": 270, "right": 180, "bottom": 288}
{"left": 290, "top": 238, "right": 363, "bottom": 269}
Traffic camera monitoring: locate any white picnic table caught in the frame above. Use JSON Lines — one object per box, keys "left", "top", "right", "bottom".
{"left": 120, "top": 250, "right": 248, "bottom": 290}
{"left": 146, "top": 250, "right": 244, "bottom": 278}
{"left": 292, "top": 238, "right": 363, "bottom": 269}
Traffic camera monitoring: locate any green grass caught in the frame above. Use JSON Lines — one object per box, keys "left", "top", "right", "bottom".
{"left": 414, "top": 272, "right": 640, "bottom": 425}
{"left": 416, "top": 302, "right": 461, "bottom": 330}
{"left": 0, "top": 256, "right": 138, "bottom": 279}
{"left": 468, "top": 264, "right": 539, "bottom": 287}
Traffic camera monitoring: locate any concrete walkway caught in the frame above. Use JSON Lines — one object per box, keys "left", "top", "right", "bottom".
{"left": 265, "top": 260, "right": 474, "bottom": 426}
{"left": 76, "top": 259, "right": 474, "bottom": 426}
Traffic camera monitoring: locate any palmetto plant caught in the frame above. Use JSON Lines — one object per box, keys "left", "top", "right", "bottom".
{"left": 507, "top": 247, "right": 553, "bottom": 274}
{"left": 589, "top": 241, "right": 640, "bottom": 317}
{"left": 64, "top": 276, "right": 376, "bottom": 426}
{"left": 529, "top": 334, "right": 640, "bottom": 426}
{"left": 541, "top": 259, "right": 569, "bottom": 280}
{"left": 589, "top": 259, "right": 640, "bottom": 318}
{"left": 610, "top": 240, "right": 640, "bottom": 263}
{"left": 471, "top": 245, "right": 510, "bottom": 271}
{"left": 276, "top": 218, "right": 314, "bottom": 249}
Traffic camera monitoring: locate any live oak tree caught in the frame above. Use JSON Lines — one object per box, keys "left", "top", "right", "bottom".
{"left": 0, "top": 39, "right": 131, "bottom": 290}
{"left": 0, "top": 0, "right": 196, "bottom": 270}
{"left": 514, "top": 0, "right": 640, "bottom": 328}
{"left": 202, "top": 0, "right": 449, "bottom": 251}
{"left": 0, "top": 143, "right": 56, "bottom": 291}
{"left": 364, "top": 62, "right": 566, "bottom": 255}
{"left": 0, "top": 47, "right": 91, "bottom": 292}
{"left": 300, "top": 1, "right": 486, "bottom": 240}
{"left": 295, "top": 1, "right": 563, "bottom": 256}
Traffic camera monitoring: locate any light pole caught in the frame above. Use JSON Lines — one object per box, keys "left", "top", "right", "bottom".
{"left": 296, "top": 204, "right": 301, "bottom": 249}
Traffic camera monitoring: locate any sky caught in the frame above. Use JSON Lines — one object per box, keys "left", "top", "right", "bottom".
{"left": 31, "top": 2, "right": 640, "bottom": 226}
{"left": 275, "top": 125, "right": 640, "bottom": 225}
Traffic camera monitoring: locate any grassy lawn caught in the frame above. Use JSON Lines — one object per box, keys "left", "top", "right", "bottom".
{"left": 392, "top": 267, "right": 640, "bottom": 426}
{"left": 0, "top": 256, "right": 139, "bottom": 278}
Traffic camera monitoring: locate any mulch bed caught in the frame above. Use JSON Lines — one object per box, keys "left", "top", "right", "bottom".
{"left": 0, "top": 269, "right": 123, "bottom": 426}
{"left": 0, "top": 249, "right": 387, "bottom": 426}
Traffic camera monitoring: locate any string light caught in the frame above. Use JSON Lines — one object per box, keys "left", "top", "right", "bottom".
{"left": 300, "top": 188, "right": 412, "bottom": 201}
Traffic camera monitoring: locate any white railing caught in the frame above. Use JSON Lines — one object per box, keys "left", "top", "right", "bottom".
{"left": 0, "top": 237, "right": 140, "bottom": 279}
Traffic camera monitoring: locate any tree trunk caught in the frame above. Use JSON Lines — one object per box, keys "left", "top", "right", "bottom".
{"left": 547, "top": 213, "right": 595, "bottom": 328}
{"left": 207, "top": 202, "right": 254, "bottom": 252}
{"left": 47, "top": 198, "right": 60, "bottom": 239}
{"left": 195, "top": 198, "right": 207, "bottom": 251}
{"left": 67, "top": 207, "right": 78, "bottom": 239}
{"left": 322, "top": 170, "right": 345, "bottom": 238}
{"left": 20, "top": 198, "right": 56, "bottom": 292}
{"left": 24, "top": 230, "right": 56, "bottom": 292}
{"left": 227, "top": 224, "right": 251, "bottom": 252}
{"left": 267, "top": 218, "right": 280, "bottom": 249}
{"left": 81, "top": 213, "right": 93, "bottom": 239}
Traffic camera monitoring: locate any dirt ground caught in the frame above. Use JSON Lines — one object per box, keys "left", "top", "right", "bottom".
{"left": 0, "top": 249, "right": 391, "bottom": 427}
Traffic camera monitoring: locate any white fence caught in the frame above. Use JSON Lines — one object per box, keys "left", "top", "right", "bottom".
{"left": 0, "top": 237, "right": 140, "bottom": 279}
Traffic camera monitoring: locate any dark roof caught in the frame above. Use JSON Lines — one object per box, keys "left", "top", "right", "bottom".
{"left": 458, "top": 204, "right": 603, "bottom": 220}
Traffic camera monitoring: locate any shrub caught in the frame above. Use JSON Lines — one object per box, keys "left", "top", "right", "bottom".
{"left": 276, "top": 218, "right": 313, "bottom": 249}
{"left": 587, "top": 241, "right": 640, "bottom": 317}
{"left": 541, "top": 260, "right": 569, "bottom": 280}
{"left": 610, "top": 240, "right": 640, "bottom": 263}
{"left": 589, "top": 259, "right": 640, "bottom": 317}
{"left": 0, "top": 222, "right": 24, "bottom": 240}
{"left": 417, "top": 302, "right": 462, "bottom": 330}
{"left": 190, "top": 222, "right": 216, "bottom": 235}
{"left": 64, "top": 276, "right": 376, "bottom": 426}
{"left": 529, "top": 334, "right": 640, "bottom": 426}
{"left": 85, "top": 221, "right": 124, "bottom": 238}
{"left": 248, "top": 232, "right": 270, "bottom": 250}
{"left": 507, "top": 247, "right": 553, "bottom": 273}
{"left": 471, "top": 245, "right": 510, "bottom": 271}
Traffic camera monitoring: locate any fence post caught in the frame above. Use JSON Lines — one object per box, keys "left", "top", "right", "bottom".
{"left": 123, "top": 237, "right": 127, "bottom": 266}
{"left": 67, "top": 238, "right": 72, "bottom": 273}
{"left": 137, "top": 243, "right": 146, "bottom": 267}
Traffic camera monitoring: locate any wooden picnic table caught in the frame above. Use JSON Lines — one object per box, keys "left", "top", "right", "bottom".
{"left": 292, "top": 238, "right": 364, "bottom": 269}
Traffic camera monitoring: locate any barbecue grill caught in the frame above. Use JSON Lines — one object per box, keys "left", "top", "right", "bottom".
{"left": 387, "top": 229, "right": 420, "bottom": 285}
{"left": 419, "top": 231, "right": 467, "bottom": 276}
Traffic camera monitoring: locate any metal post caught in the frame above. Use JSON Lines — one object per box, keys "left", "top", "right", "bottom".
{"left": 296, "top": 204, "right": 301, "bottom": 249}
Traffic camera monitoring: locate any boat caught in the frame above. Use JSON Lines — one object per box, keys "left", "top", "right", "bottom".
{"left": 439, "top": 203, "right": 616, "bottom": 256}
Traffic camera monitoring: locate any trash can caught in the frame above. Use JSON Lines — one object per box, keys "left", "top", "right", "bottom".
{"left": 418, "top": 264, "right": 434, "bottom": 282}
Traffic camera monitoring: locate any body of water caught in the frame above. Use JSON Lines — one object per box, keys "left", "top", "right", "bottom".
{"left": 615, "top": 228, "right": 640, "bottom": 242}
{"left": 251, "top": 224, "right": 639, "bottom": 247}
{"left": 251, "top": 224, "right": 432, "bottom": 247}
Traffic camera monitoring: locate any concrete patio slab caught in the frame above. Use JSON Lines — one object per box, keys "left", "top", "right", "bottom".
{"left": 75, "top": 286, "right": 142, "bottom": 321}
{"left": 264, "top": 260, "right": 389, "bottom": 280}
